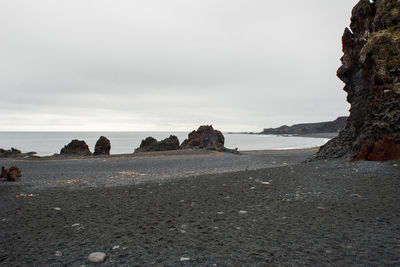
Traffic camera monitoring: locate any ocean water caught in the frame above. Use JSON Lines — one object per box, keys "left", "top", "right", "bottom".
{"left": 0, "top": 132, "right": 330, "bottom": 156}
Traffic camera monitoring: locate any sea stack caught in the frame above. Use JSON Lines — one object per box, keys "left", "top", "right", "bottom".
{"left": 94, "top": 136, "right": 111, "bottom": 155}
{"left": 180, "top": 125, "right": 225, "bottom": 151}
{"left": 315, "top": 0, "right": 400, "bottom": 161}
{"left": 134, "top": 135, "right": 180, "bottom": 152}
{"left": 60, "top": 139, "right": 92, "bottom": 156}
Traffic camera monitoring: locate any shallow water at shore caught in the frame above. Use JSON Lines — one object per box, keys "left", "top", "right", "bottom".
{"left": 0, "top": 131, "right": 331, "bottom": 156}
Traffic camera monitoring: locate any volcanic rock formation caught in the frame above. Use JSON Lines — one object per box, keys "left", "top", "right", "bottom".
{"left": 135, "top": 135, "right": 180, "bottom": 152}
{"left": 315, "top": 0, "right": 400, "bottom": 161}
{"left": 1, "top": 166, "right": 22, "bottom": 181}
{"left": 94, "top": 136, "right": 111, "bottom": 156}
{"left": 180, "top": 125, "right": 226, "bottom": 151}
{"left": 60, "top": 140, "right": 92, "bottom": 156}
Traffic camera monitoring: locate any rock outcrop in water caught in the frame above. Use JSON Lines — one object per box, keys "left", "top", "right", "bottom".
{"left": 262, "top": 116, "right": 348, "bottom": 135}
{"left": 135, "top": 135, "right": 180, "bottom": 152}
{"left": 180, "top": 125, "right": 226, "bottom": 151}
{"left": 315, "top": 0, "right": 400, "bottom": 161}
{"left": 94, "top": 136, "right": 111, "bottom": 156}
{"left": 60, "top": 140, "right": 92, "bottom": 156}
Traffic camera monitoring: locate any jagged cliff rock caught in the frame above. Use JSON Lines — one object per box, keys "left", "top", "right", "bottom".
{"left": 60, "top": 140, "right": 92, "bottom": 156}
{"left": 180, "top": 125, "right": 225, "bottom": 151}
{"left": 94, "top": 136, "right": 111, "bottom": 156}
{"left": 315, "top": 0, "right": 400, "bottom": 161}
{"left": 134, "top": 135, "right": 180, "bottom": 152}
{"left": 262, "top": 116, "right": 348, "bottom": 135}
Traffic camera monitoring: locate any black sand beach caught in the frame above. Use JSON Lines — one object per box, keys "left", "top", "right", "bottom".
{"left": 1, "top": 149, "right": 400, "bottom": 266}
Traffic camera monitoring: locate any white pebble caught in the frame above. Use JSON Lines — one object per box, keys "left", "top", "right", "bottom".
{"left": 394, "top": 164, "right": 398, "bottom": 167}
{"left": 239, "top": 210, "right": 248, "bottom": 214}
{"left": 217, "top": 211, "right": 224, "bottom": 215}
{"left": 262, "top": 182, "right": 270, "bottom": 185}
{"left": 53, "top": 207, "right": 61, "bottom": 211}
{"left": 55, "top": 251, "right": 62, "bottom": 257}
{"left": 180, "top": 257, "right": 190, "bottom": 262}
{"left": 88, "top": 252, "right": 106, "bottom": 263}
{"left": 250, "top": 187, "right": 255, "bottom": 190}
{"left": 112, "top": 245, "right": 120, "bottom": 250}
{"left": 71, "top": 223, "right": 80, "bottom": 227}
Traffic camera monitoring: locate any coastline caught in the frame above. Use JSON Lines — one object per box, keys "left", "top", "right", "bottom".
{"left": 1, "top": 149, "right": 399, "bottom": 265}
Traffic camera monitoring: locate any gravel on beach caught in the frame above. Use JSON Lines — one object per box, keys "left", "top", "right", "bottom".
{"left": 0, "top": 149, "right": 399, "bottom": 266}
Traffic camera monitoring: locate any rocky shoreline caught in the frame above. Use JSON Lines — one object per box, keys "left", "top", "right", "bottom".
{"left": 0, "top": 149, "right": 399, "bottom": 265}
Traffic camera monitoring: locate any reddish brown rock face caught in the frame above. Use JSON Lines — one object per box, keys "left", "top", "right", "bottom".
{"left": 7, "top": 166, "right": 22, "bottom": 181}
{"left": 0, "top": 166, "right": 7, "bottom": 178}
{"left": 1, "top": 166, "right": 22, "bottom": 181}
{"left": 315, "top": 0, "right": 400, "bottom": 162}
{"left": 352, "top": 136, "right": 400, "bottom": 161}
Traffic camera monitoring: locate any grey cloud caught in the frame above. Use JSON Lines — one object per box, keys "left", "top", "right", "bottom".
{"left": 0, "top": 0, "right": 358, "bottom": 131}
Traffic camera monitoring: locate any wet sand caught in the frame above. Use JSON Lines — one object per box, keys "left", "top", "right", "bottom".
{"left": 0, "top": 149, "right": 399, "bottom": 266}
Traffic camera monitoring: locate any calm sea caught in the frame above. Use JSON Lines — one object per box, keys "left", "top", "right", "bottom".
{"left": 0, "top": 132, "right": 330, "bottom": 156}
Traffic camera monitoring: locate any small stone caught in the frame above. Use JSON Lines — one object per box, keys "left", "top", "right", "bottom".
{"left": 216, "top": 211, "right": 224, "bottom": 215}
{"left": 262, "top": 182, "right": 270, "bottom": 185}
{"left": 239, "top": 210, "right": 248, "bottom": 214}
{"left": 394, "top": 164, "right": 398, "bottom": 167}
{"left": 248, "top": 177, "right": 253, "bottom": 180}
{"left": 71, "top": 223, "right": 80, "bottom": 227}
{"left": 180, "top": 257, "right": 190, "bottom": 262}
{"left": 112, "top": 245, "right": 120, "bottom": 250}
{"left": 250, "top": 187, "right": 255, "bottom": 190}
{"left": 53, "top": 207, "right": 61, "bottom": 211}
{"left": 88, "top": 252, "right": 106, "bottom": 263}
{"left": 55, "top": 251, "right": 63, "bottom": 257}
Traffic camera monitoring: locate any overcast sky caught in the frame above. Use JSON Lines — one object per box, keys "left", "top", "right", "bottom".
{"left": 0, "top": 0, "right": 358, "bottom": 132}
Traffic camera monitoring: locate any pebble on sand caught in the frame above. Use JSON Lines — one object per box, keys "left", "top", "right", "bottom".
{"left": 88, "top": 252, "right": 106, "bottom": 263}
{"left": 53, "top": 207, "right": 61, "bottom": 211}
{"left": 180, "top": 257, "right": 190, "bottom": 262}
{"left": 55, "top": 251, "right": 63, "bottom": 257}
{"left": 239, "top": 210, "right": 248, "bottom": 214}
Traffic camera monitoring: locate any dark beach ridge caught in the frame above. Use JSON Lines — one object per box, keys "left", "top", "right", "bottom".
{"left": 1, "top": 148, "right": 400, "bottom": 266}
